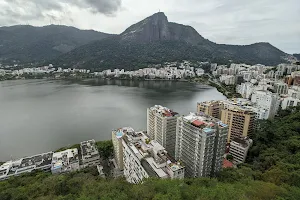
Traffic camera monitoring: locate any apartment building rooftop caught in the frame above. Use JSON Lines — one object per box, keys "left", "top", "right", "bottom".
{"left": 123, "top": 131, "right": 184, "bottom": 178}
{"left": 80, "top": 140, "right": 99, "bottom": 160}
{"left": 231, "top": 137, "right": 253, "bottom": 148}
{"left": 222, "top": 99, "right": 256, "bottom": 114}
{"left": 51, "top": 149, "right": 79, "bottom": 173}
{"left": 198, "top": 100, "right": 221, "bottom": 106}
{"left": 114, "top": 127, "right": 135, "bottom": 139}
{"left": 0, "top": 152, "right": 53, "bottom": 180}
{"left": 149, "top": 105, "right": 178, "bottom": 117}
{"left": 183, "top": 112, "right": 228, "bottom": 132}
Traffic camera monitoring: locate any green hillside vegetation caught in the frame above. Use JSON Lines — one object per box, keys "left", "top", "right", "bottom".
{"left": 54, "top": 38, "right": 286, "bottom": 70}
{"left": 0, "top": 25, "right": 112, "bottom": 63}
{"left": 1, "top": 107, "right": 300, "bottom": 199}
{"left": 219, "top": 106, "right": 300, "bottom": 187}
{"left": 1, "top": 170, "right": 299, "bottom": 200}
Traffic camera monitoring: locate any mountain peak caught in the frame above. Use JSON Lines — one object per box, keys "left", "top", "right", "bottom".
{"left": 150, "top": 12, "right": 167, "bottom": 19}
{"left": 120, "top": 12, "right": 205, "bottom": 44}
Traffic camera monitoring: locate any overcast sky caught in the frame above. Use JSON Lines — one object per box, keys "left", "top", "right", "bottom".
{"left": 0, "top": 0, "right": 299, "bottom": 53}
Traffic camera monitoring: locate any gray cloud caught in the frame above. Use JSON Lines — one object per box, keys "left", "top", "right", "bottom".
{"left": 84, "top": 0, "right": 122, "bottom": 14}
{"left": 0, "top": 0, "right": 122, "bottom": 25}
{"left": 166, "top": 0, "right": 300, "bottom": 53}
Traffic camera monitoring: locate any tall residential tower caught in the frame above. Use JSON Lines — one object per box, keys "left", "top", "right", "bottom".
{"left": 221, "top": 99, "right": 256, "bottom": 142}
{"left": 175, "top": 112, "right": 228, "bottom": 177}
{"left": 147, "top": 105, "right": 178, "bottom": 158}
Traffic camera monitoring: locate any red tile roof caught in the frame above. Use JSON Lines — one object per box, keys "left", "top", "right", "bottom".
{"left": 223, "top": 159, "right": 233, "bottom": 168}
{"left": 192, "top": 120, "right": 205, "bottom": 127}
{"left": 164, "top": 111, "right": 173, "bottom": 117}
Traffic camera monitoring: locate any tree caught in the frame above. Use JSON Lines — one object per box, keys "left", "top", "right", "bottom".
{"left": 96, "top": 140, "right": 113, "bottom": 159}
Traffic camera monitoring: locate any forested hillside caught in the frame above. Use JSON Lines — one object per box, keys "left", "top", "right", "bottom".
{"left": 0, "top": 170, "right": 299, "bottom": 200}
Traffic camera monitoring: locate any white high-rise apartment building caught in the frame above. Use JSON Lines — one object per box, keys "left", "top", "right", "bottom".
{"left": 147, "top": 105, "right": 178, "bottom": 158}
{"left": 175, "top": 113, "right": 228, "bottom": 177}
{"left": 121, "top": 130, "right": 184, "bottom": 184}
{"left": 112, "top": 127, "right": 135, "bottom": 170}
{"left": 251, "top": 90, "right": 281, "bottom": 119}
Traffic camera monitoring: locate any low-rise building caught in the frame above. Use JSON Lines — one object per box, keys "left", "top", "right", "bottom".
{"left": 229, "top": 137, "right": 253, "bottom": 164}
{"left": 81, "top": 140, "right": 101, "bottom": 168}
{"left": 51, "top": 149, "right": 80, "bottom": 174}
{"left": 0, "top": 152, "right": 53, "bottom": 180}
{"left": 281, "top": 96, "right": 300, "bottom": 109}
{"left": 288, "top": 86, "right": 300, "bottom": 99}
{"left": 122, "top": 130, "right": 184, "bottom": 184}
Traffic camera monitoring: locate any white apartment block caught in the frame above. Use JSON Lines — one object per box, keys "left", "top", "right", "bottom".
{"left": 147, "top": 105, "right": 179, "bottom": 158}
{"left": 229, "top": 137, "right": 253, "bottom": 164}
{"left": 112, "top": 127, "right": 135, "bottom": 170}
{"left": 175, "top": 113, "right": 228, "bottom": 177}
{"left": 274, "top": 82, "right": 288, "bottom": 94}
{"left": 281, "top": 96, "right": 300, "bottom": 109}
{"left": 122, "top": 131, "right": 184, "bottom": 184}
{"left": 251, "top": 107, "right": 269, "bottom": 120}
{"left": 80, "top": 140, "right": 101, "bottom": 168}
{"left": 51, "top": 149, "right": 80, "bottom": 174}
{"left": 220, "top": 75, "right": 235, "bottom": 85}
{"left": 243, "top": 72, "right": 252, "bottom": 82}
{"left": 251, "top": 90, "right": 281, "bottom": 119}
{"left": 236, "top": 82, "right": 254, "bottom": 99}
{"left": 196, "top": 68, "right": 205, "bottom": 76}
{"left": 0, "top": 152, "right": 53, "bottom": 181}
{"left": 288, "top": 86, "right": 300, "bottom": 99}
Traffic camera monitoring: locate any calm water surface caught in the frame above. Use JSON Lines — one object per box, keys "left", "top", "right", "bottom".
{"left": 0, "top": 79, "right": 225, "bottom": 161}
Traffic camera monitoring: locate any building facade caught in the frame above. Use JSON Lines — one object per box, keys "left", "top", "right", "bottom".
{"left": 229, "top": 137, "right": 253, "bottom": 164}
{"left": 221, "top": 99, "right": 256, "bottom": 142}
{"left": 281, "top": 96, "right": 300, "bottom": 109}
{"left": 251, "top": 90, "right": 281, "bottom": 119}
{"left": 175, "top": 113, "right": 228, "bottom": 177}
{"left": 112, "top": 127, "right": 135, "bottom": 170}
{"left": 197, "top": 101, "right": 221, "bottom": 119}
{"left": 274, "top": 82, "right": 288, "bottom": 94}
{"left": 147, "top": 105, "right": 178, "bottom": 158}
